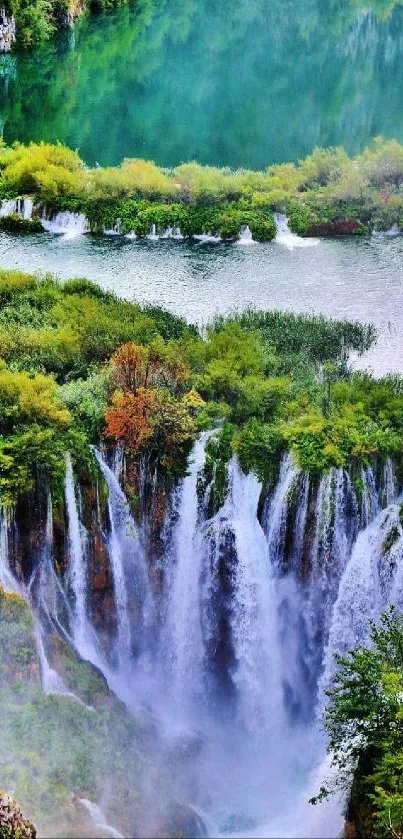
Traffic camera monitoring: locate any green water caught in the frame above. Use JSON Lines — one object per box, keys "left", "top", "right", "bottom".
{"left": 1, "top": 0, "right": 403, "bottom": 168}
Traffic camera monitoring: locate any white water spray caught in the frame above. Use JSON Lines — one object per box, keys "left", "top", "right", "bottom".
{"left": 274, "top": 213, "right": 319, "bottom": 249}
{"left": 42, "top": 210, "right": 90, "bottom": 238}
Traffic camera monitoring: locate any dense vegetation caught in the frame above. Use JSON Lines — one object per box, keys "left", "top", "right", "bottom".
{"left": 316, "top": 609, "right": 403, "bottom": 838}
{"left": 3, "top": 139, "right": 403, "bottom": 239}
{"left": 3, "top": 0, "right": 140, "bottom": 49}
{"left": 1, "top": 267, "right": 403, "bottom": 507}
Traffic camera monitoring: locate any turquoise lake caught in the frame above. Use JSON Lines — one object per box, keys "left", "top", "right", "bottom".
{"left": 2, "top": 0, "right": 403, "bottom": 168}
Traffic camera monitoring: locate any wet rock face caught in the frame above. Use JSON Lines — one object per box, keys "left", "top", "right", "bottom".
{"left": 0, "top": 9, "right": 15, "bottom": 53}
{"left": 0, "top": 793, "right": 36, "bottom": 838}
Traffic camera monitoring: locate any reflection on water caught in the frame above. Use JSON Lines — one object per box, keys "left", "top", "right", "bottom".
{"left": 1, "top": 230, "right": 402, "bottom": 375}
{"left": 1, "top": 0, "right": 403, "bottom": 167}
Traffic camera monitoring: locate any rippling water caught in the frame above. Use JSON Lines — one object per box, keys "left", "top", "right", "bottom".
{"left": 1, "top": 230, "right": 402, "bottom": 374}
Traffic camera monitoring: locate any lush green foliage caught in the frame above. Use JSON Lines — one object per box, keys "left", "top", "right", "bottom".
{"left": 4, "top": 0, "right": 133, "bottom": 49}
{"left": 1, "top": 267, "right": 403, "bottom": 504}
{"left": 4, "top": 139, "right": 403, "bottom": 239}
{"left": 0, "top": 269, "right": 195, "bottom": 501}
{"left": 316, "top": 609, "right": 403, "bottom": 838}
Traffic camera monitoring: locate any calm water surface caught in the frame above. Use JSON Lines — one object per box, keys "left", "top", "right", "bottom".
{"left": 1, "top": 230, "right": 402, "bottom": 374}
{"left": 2, "top": 0, "right": 403, "bottom": 166}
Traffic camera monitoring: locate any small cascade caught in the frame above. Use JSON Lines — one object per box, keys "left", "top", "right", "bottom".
{"left": 274, "top": 213, "right": 319, "bottom": 249}
{"left": 41, "top": 210, "right": 90, "bottom": 239}
{"left": 237, "top": 224, "right": 255, "bottom": 244}
{"left": 172, "top": 226, "right": 184, "bottom": 240}
{"left": 193, "top": 232, "right": 222, "bottom": 243}
{"left": 103, "top": 218, "right": 122, "bottom": 236}
{"left": 79, "top": 800, "right": 124, "bottom": 839}
{"left": 0, "top": 197, "right": 18, "bottom": 217}
{"left": 35, "top": 626, "right": 78, "bottom": 699}
{"left": 160, "top": 226, "right": 184, "bottom": 240}
{"left": 0, "top": 196, "right": 34, "bottom": 219}
{"left": 93, "top": 449, "right": 153, "bottom": 668}
{"left": 372, "top": 224, "right": 400, "bottom": 238}
{"left": 22, "top": 197, "right": 33, "bottom": 219}
{"left": 0, "top": 507, "right": 21, "bottom": 594}
{"left": 147, "top": 223, "right": 159, "bottom": 240}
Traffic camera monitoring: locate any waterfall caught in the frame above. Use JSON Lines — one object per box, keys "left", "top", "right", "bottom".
{"left": 41, "top": 210, "right": 90, "bottom": 239}
{"left": 0, "top": 507, "right": 21, "bottom": 594}
{"left": 274, "top": 213, "right": 319, "bottom": 249}
{"left": 321, "top": 500, "right": 403, "bottom": 695}
{"left": 161, "top": 432, "right": 213, "bottom": 714}
{"left": 161, "top": 440, "right": 283, "bottom": 736}
{"left": 172, "top": 226, "right": 184, "bottom": 240}
{"left": 264, "top": 453, "right": 300, "bottom": 571}
{"left": 35, "top": 626, "right": 79, "bottom": 699}
{"left": 93, "top": 449, "right": 153, "bottom": 668}
{"left": 225, "top": 459, "right": 283, "bottom": 735}
{"left": 361, "top": 465, "right": 379, "bottom": 526}
{"left": 3, "top": 428, "right": 401, "bottom": 837}
{"left": 79, "top": 800, "right": 123, "bottom": 839}
{"left": 65, "top": 454, "right": 88, "bottom": 644}
{"left": 64, "top": 454, "right": 104, "bottom": 668}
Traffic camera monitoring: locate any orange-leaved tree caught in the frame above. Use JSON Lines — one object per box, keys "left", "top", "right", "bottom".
{"left": 104, "top": 341, "right": 197, "bottom": 471}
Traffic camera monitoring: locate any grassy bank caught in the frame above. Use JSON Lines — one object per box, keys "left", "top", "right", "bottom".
{"left": 2, "top": 139, "right": 403, "bottom": 239}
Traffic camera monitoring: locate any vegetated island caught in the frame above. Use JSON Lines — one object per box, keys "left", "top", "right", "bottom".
{"left": 1, "top": 137, "right": 403, "bottom": 241}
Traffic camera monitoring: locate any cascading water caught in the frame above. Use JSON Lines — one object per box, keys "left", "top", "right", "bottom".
{"left": 0, "top": 507, "right": 21, "bottom": 594}
{"left": 237, "top": 225, "right": 255, "bottom": 244}
{"left": 161, "top": 433, "right": 213, "bottom": 715}
{"left": 1, "top": 431, "right": 401, "bottom": 837}
{"left": 274, "top": 213, "right": 319, "bottom": 249}
{"left": 41, "top": 210, "right": 90, "bottom": 238}
{"left": 93, "top": 449, "right": 153, "bottom": 668}
{"left": 0, "top": 196, "right": 33, "bottom": 219}
{"left": 193, "top": 232, "right": 222, "bottom": 243}
{"left": 321, "top": 499, "right": 403, "bottom": 694}
{"left": 79, "top": 800, "right": 124, "bottom": 839}
{"left": 64, "top": 453, "right": 105, "bottom": 669}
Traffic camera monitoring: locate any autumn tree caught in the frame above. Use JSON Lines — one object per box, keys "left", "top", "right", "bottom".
{"left": 105, "top": 340, "right": 198, "bottom": 473}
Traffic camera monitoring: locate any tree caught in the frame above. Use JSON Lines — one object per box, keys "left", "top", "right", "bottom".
{"left": 314, "top": 609, "right": 403, "bottom": 839}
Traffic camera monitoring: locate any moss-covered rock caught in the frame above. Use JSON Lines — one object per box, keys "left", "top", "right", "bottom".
{"left": 0, "top": 586, "right": 39, "bottom": 686}
{"left": 0, "top": 793, "right": 36, "bottom": 839}
{"left": 0, "top": 215, "right": 43, "bottom": 234}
